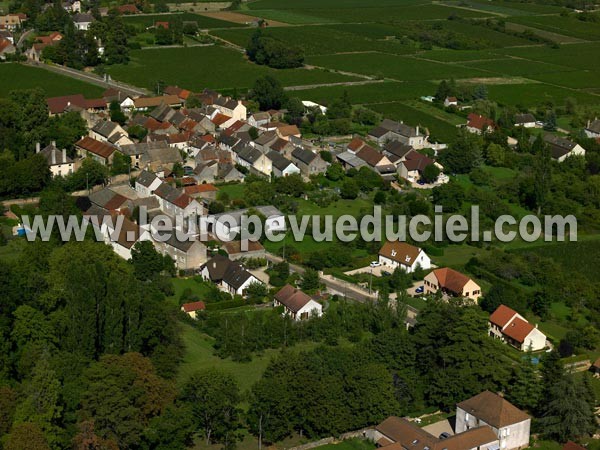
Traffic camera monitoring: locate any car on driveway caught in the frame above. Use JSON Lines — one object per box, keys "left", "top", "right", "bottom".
{"left": 370, "top": 261, "right": 381, "bottom": 267}
{"left": 439, "top": 433, "right": 451, "bottom": 440}
{"left": 415, "top": 286, "right": 424, "bottom": 294}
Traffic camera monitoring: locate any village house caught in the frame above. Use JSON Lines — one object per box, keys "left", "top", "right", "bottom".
{"left": 456, "top": 391, "right": 531, "bottom": 450}
{"left": 368, "top": 119, "right": 428, "bottom": 149}
{"left": 235, "top": 145, "right": 272, "bottom": 176}
{"left": 247, "top": 111, "right": 271, "bottom": 129}
{"left": 397, "top": 150, "right": 438, "bottom": 183}
{"left": 370, "top": 416, "right": 498, "bottom": 450}
{"left": 383, "top": 140, "right": 413, "bottom": 164}
{"left": 514, "top": 113, "right": 537, "bottom": 128}
{"left": 213, "top": 97, "right": 247, "bottom": 121}
{"left": 488, "top": 304, "right": 547, "bottom": 351}
{"left": 153, "top": 181, "right": 203, "bottom": 218}
{"left": 36, "top": 142, "right": 75, "bottom": 177}
{"left": 181, "top": 301, "right": 205, "bottom": 319}
{"left": 291, "top": 147, "right": 329, "bottom": 177}
{"left": 274, "top": 123, "right": 301, "bottom": 141}
{"left": 542, "top": 134, "right": 586, "bottom": 162}
{"left": 135, "top": 170, "right": 163, "bottom": 197}
{"left": 46, "top": 94, "right": 106, "bottom": 116}
{"left": 163, "top": 85, "right": 192, "bottom": 102}
{"left": 268, "top": 150, "right": 301, "bottom": 177}
{"left": 184, "top": 183, "right": 219, "bottom": 201}
{"left": 466, "top": 113, "right": 496, "bottom": 134}
{"left": 75, "top": 136, "right": 117, "bottom": 166}
{"left": 200, "top": 254, "right": 262, "bottom": 296}
{"left": 0, "top": 37, "right": 15, "bottom": 59}
{"left": 132, "top": 95, "right": 182, "bottom": 111}
{"left": 63, "top": 0, "right": 81, "bottom": 12}
{"left": 585, "top": 119, "right": 600, "bottom": 139}
{"left": 90, "top": 120, "right": 131, "bottom": 144}
{"left": 221, "top": 240, "right": 266, "bottom": 260}
{"left": 88, "top": 187, "right": 132, "bottom": 213}
{"left": 423, "top": 267, "right": 482, "bottom": 302}
{"left": 73, "top": 12, "right": 93, "bottom": 30}
{"left": 378, "top": 241, "right": 431, "bottom": 273}
{"left": 83, "top": 209, "right": 147, "bottom": 260}
{"left": 153, "top": 235, "right": 207, "bottom": 270}
{"left": 273, "top": 284, "right": 323, "bottom": 320}
{"left": 0, "top": 13, "right": 27, "bottom": 30}
{"left": 140, "top": 146, "right": 183, "bottom": 174}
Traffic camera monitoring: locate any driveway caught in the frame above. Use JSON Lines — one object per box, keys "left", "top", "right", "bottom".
{"left": 422, "top": 419, "right": 454, "bottom": 438}
{"left": 344, "top": 265, "right": 389, "bottom": 277}
{"left": 406, "top": 280, "right": 425, "bottom": 297}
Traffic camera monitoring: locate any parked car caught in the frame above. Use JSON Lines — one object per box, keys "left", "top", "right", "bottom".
{"left": 439, "top": 433, "right": 451, "bottom": 440}
{"left": 370, "top": 261, "right": 381, "bottom": 267}
{"left": 382, "top": 270, "right": 391, "bottom": 276}
{"left": 415, "top": 286, "right": 424, "bottom": 294}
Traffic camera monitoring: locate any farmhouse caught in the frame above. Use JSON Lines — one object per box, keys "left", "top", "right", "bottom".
{"left": 488, "top": 305, "right": 547, "bottom": 351}
{"left": 456, "top": 391, "right": 531, "bottom": 450}
{"left": 200, "top": 254, "right": 262, "bottom": 296}
{"left": 371, "top": 416, "right": 498, "bottom": 450}
{"left": 542, "top": 134, "right": 586, "bottom": 162}
{"left": 291, "top": 147, "right": 329, "bottom": 176}
{"left": 181, "top": 301, "right": 205, "bottom": 319}
{"left": 75, "top": 136, "right": 117, "bottom": 166}
{"left": 397, "top": 150, "right": 436, "bottom": 183}
{"left": 368, "top": 119, "right": 427, "bottom": 149}
{"left": 274, "top": 284, "right": 323, "bottom": 320}
{"left": 423, "top": 267, "right": 481, "bottom": 302}
{"left": 514, "top": 113, "right": 537, "bottom": 128}
{"left": 466, "top": 113, "right": 496, "bottom": 134}
{"left": 36, "top": 142, "right": 75, "bottom": 177}
{"left": 378, "top": 241, "right": 431, "bottom": 273}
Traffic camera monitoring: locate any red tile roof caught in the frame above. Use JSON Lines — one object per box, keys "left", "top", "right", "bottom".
{"left": 172, "top": 193, "right": 196, "bottom": 209}
{"left": 489, "top": 305, "right": 518, "bottom": 328}
{"left": 467, "top": 113, "right": 495, "bottom": 131}
{"left": 184, "top": 184, "right": 218, "bottom": 195}
{"left": 347, "top": 137, "right": 367, "bottom": 152}
{"left": 430, "top": 267, "right": 472, "bottom": 294}
{"left": 182, "top": 301, "right": 206, "bottom": 313}
{"left": 75, "top": 136, "right": 116, "bottom": 159}
{"left": 155, "top": 21, "right": 169, "bottom": 29}
{"left": 0, "top": 38, "right": 11, "bottom": 52}
{"left": 502, "top": 316, "right": 535, "bottom": 343}
{"left": 46, "top": 94, "right": 87, "bottom": 114}
{"left": 212, "top": 113, "right": 232, "bottom": 126}
{"left": 85, "top": 98, "right": 107, "bottom": 109}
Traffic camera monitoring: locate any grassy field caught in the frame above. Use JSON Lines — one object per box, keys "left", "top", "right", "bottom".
{"left": 508, "top": 15, "right": 600, "bottom": 41}
{"left": 485, "top": 83, "right": 598, "bottom": 107}
{"left": 317, "top": 440, "right": 376, "bottom": 450}
{"left": 442, "top": 0, "right": 565, "bottom": 15}
{"left": 104, "top": 45, "right": 360, "bottom": 91}
{"left": 498, "top": 42, "right": 600, "bottom": 72}
{"left": 462, "top": 58, "right": 575, "bottom": 77}
{"left": 0, "top": 64, "right": 105, "bottom": 98}
{"left": 123, "top": 12, "right": 243, "bottom": 30}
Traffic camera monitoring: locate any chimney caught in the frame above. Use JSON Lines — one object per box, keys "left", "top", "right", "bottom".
{"left": 36, "top": 142, "right": 40, "bottom": 153}
{"left": 52, "top": 140, "right": 56, "bottom": 147}
{"left": 62, "top": 148, "right": 67, "bottom": 163}
{"left": 416, "top": 126, "right": 420, "bottom": 136}
{"left": 51, "top": 149, "right": 56, "bottom": 165}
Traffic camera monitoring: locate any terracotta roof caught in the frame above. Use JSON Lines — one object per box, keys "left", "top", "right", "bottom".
{"left": 144, "top": 117, "right": 173, "bottom": 132}
{"left": 85, "top": 98, "right": 107, "bottom": 109}
{"left": 489, "top": 305, "right": 518, "bottom": 328}
{"left": 117, "top": 4, "right": 139, "bottom": 13}
{"left": 467, "top": 113, "right": 495, "bottom": 131}
{"left": 274, "top": 284, "right": 313, "bottom": 313}
{"left": 430, "top": 267, "right": 474, "bottom": 295}
{"left": 379, "top": 241, "right": 422, "bottom": 267}
{"left": 46, "top": 94, "right": 87, "bottom": 114}
{"left": 0, "top": 37, "right": 12, "bottom": 52}
{"left": 356, "top": 144, "right": 385, "bottom": 167}
{"left": 172, "top": 193, "right": 196, "bottom": 209}
{"left": 182, "top": 301, "right": 205, "bottom": 313}
{"left": 75, "top": 136, "right": 116, "bottom": 159}
{"left": 457, "top": 391, "right": 530, "bottom": 428}
{"left": 502, "top": 316, "right": 535, "bottom": 343}
{"left": 164, "top": 85, "right": 192, "bottom": 100}
{"left": 155, "top": 21, "right": 169, "bottom": 29}
{"left": 212, "top": 113, "right": 232, "bottom": 126}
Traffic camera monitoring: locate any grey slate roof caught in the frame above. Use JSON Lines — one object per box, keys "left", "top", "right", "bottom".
{"left": 291, "top": 147, "right": 317, "bottom": 165}
{"left": 136, "top": 170, "right": 159, "bottom": 188}
{"left": 267, "top": 150, "right": 294, "bottom": 171}
{"left": 237, "top": 146, "right": 263, "bottom": 164}
{"left": 92, "top": 120, "right": 120, "bottom": 139}
{"left": 514, "top": 113, "right": 536, "bottom": 124}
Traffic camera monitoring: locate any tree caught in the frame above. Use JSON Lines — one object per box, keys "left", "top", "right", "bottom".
{"left": 246, "top": 30, "right": 304, "bottom": 69}
{"left": 300, "top": 268, "right": 320, "bottom": 292}
{"left": 439, "top": 129, "right": 483, "bottom": 174}
{"left": 435, "top": 79, "right": 451, "bottom": 101}
{"left": 340, "top": 178, "right": 359, "bottom": 199}
{"left": 285, "top": 97, "right": 305, "bottom": 126}
{"left": 0, "top": 386, "right": 17, "bottom": 438}
{"left": 544, "top": 109, "right": 557, "bottom": 131}
{"left": 326, "top": 95, "right": 352, "bottom": 120}
{"left": 181, "top": 368, "right": 241, "bottom": 445}
{"left": 326, "top": 162, "right": 345, "bottom": 181}
{"left": 109, "top": 101, "right": 127, "bottom": 125}
{"left": 485, "top": 143, "right": 506, "bottom": 167}
{"left": 110, "top": 151, "right": 131, "bottom": 176}
{"left": 506, "top": 349, "right": 542, "bottom": 412}
{"left": 432, "top": 180, "right": 465, "bottom": 213}
{"left": 250, "top": 76, "right": 288, "bottom": 111}
{"left": 533, "top": 142, "right": 552, "bottom": 214}
{"left": 130, "top": 241, "right": 175, "bottom": 281}
{"left": 246, "top": 282, "right": 269, "bottom": 303}
{"left": 540, "top": 374, "right": 596, "bottom": 441}
{"left": 421, "top": 164, "right": 440, "bottom": 183}
{"left": 5, "top": 422, "right": 50, "bottom": 450}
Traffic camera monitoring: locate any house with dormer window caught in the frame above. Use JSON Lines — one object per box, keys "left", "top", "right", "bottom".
{"left": 378, "top": 241, "right": 431, "bottom": 273}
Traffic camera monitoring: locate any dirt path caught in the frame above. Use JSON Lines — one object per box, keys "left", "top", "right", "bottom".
{"left": 285, "top": 79, "right": 385, "bottom": 91}
{"left": 199, "top": 11, "right": 289, "bottom": 27}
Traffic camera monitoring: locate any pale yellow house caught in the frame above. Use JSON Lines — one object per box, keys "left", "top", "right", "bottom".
{"left": 423, "top": 267, "right": 481, "bottom": 302}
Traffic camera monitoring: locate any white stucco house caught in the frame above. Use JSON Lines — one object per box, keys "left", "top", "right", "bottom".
{"left": 456, "top": 391, "right": 531, "bottom": 450}
{"left": 378, "top": 241, "right": 431, "bottom": 273}
{"left": 273, "top": 284, "right": 323, "bottom": 320}
{"left": 489, "top": 305, "right": 547, "bottom": 351}
{"left": 200, "top": 254, "right": 262, "bottom": 296}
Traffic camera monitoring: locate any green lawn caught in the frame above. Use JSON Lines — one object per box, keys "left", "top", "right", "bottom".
{"left": 177, "top": 322, "right": 319, "bottom": 393}
{"left": 0, "top": 63, "right": 105, "bottom": 98}
{"left": 215, "top": 183, "right": 245, "bottom": 202}
{"left": 105, "top": 45, "right": 360, "bottom": 91}
{"left": 317, "top": 439, "right": 376, "bottom": 450}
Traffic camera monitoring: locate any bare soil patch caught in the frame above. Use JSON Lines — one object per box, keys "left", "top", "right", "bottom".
{"left": 199, "top": 11, "right": 289, "bottom": 26}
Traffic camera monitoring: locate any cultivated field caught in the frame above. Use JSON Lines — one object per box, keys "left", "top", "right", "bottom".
{"left": 122, "top": 12, "right": 243, "bottom": 30}
{"left": 0, "top": 63, "right": 105, "bottom": 98}
{"left": 104, "top": 45, "right": 360, "bottom": 92}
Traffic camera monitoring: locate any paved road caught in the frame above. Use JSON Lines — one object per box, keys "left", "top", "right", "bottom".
{"left": 25, "top": 61, "right": 151, "bottom": 97}
{"left": 264, "top": 251, "right": 420, "bottom": 322}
